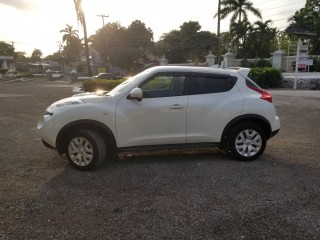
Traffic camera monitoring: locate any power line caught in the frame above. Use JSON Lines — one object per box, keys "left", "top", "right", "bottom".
{"left": 261, "top": 1, "right": 303, "bottom": 11}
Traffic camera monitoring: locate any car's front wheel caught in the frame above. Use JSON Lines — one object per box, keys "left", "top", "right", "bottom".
{"left": 227, "top": 122, "right": 266, "bottom": 161}
{"left": 65, "top": 130, "right": 106, "bottom": 170}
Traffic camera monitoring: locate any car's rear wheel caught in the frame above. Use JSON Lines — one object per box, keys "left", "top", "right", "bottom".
{"left": 227, "top": 122, "right": 266, "bottom": 161}
{"left": 65, "top": 130, "right": 106, "bottom": 170}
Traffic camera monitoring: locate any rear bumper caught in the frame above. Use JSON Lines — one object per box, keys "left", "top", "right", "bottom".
{"left": 270, "top": 116, "right": 280, "bottom": 137}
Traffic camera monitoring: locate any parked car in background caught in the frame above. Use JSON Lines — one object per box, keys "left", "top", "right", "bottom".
{"left": 93, "top": 73, "right": 119, "bottom": 80}
{"left": 52, "top": 71, "right": 63, "bottom": 79}
{"left": 4, "top": 69, "right": 20, "bottom": 78}
{"left": 37, "top": 66, "right": 280, "bottom": 170}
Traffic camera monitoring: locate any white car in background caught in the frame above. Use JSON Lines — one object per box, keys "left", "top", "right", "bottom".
{"left": 4, "top": 69, "right": 20, "bottom": 78}
{"left": 37, "top": 66, "right": 280, "bottom": 170}
{"left": 52, "top": 71, "right": 63, "bottom": 79}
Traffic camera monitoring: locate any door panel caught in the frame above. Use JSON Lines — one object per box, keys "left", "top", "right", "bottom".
{"left": 116, "top": 96, "right": 188, "bottom": 147}
{"left": 187, "top": 76, "right": 244, "bottom": 143}
{"left": 116, "top": 74, "right": 188, "bottom": 147}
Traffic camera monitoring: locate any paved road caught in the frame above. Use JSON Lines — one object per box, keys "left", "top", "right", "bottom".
{"left": 0, "top": 79, "right": 320, "bottom": 239}
{"left": 270, "top": 89, "right": 320, "bottom": 98}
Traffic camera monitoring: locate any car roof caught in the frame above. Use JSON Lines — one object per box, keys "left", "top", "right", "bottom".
{"left": 148, "top": 66, "right": 250, "bottom": 77}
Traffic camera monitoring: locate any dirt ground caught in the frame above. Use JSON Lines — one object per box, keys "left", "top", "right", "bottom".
{"left": 0, "top": 78, "right": 320, "bottom": 239}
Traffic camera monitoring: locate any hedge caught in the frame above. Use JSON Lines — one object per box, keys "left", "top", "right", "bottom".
{"left": 248, "top": 67, "right": 282, "bottom": 88}
{"left": 83, "top": 79, "right": 125, "bottom": 92}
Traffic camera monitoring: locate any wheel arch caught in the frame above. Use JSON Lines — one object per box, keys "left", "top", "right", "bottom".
{"left": 221, "top": 114, "right": 272, "bottom": 143}
{"left": 56, "top": 120, "right": 117, "bottom": 155}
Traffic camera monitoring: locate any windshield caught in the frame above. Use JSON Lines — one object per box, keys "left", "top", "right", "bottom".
{"left": 106, "top": 68, "right": 153, "bottom": 96}
{"left": 106, "top": 79, "right": 132, "bottom": 96}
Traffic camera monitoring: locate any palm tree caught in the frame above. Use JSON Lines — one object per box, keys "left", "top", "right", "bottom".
{"left": 31, "top": 48, "right": 43, "bottom": 61}
{"left": 14, "top": 51, "right": 26, "bottom": 59}
{"left": 214, "top": 0, "right": 262, "bottom": 23}
{"left": 73, "top": 0, "right": 92, "bottom": 76}
{"left": 230, "top": 20, "right": 253, "bottom": 57}
{"left": 252, "top": 20, "right": 276, "bottom": 58}
{"left": 60, "top": 24, "right": 79, "bottom": 46}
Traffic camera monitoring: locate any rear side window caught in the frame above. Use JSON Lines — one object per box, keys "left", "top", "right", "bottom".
{"left": 189, "top": 75, "right": 237, "bottom": 95}
{"left": 246, "top": 77, "right": 262, "bottom": 89}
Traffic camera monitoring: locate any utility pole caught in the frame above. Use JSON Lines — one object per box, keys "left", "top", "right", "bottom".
{"left": 11, "top": 41, "right": 15, "bottom": 69}
{"left": 97, "top": 14, "right": 109, "bottom": 72}
{"left": 217, "top": 0, "right": 221, "bottom": 65}
{"left": 56, "top": 41, "right": 62, "bottom": 70}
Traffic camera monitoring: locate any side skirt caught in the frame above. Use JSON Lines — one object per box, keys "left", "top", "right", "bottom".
{"left": 117, "top": 142, "right": 221, "bottom": 153}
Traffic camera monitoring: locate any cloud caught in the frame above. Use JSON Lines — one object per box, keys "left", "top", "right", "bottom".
{"left": 0, "top": 0, "right": 36, "bottom": 11}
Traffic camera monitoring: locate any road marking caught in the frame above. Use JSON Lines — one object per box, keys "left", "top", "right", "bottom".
{"left": 0, "top": 94, "right": 33, "bottom": 98}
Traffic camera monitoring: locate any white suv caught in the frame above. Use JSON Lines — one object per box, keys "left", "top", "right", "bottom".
{"left": 37, "top": 66, "right": 280, "bottom": 170}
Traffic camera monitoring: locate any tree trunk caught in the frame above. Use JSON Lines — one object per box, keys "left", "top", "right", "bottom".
{"left": 82, "top": 17, "right": 92, "bottom": 77}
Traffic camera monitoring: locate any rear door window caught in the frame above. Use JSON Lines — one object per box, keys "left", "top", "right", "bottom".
{"left": 188, "top": 74, "right": 237, "bottom": 95}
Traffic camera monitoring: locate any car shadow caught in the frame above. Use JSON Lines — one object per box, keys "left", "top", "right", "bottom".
{"left": 100, "top": 147, "right": 232, "bottom": 168}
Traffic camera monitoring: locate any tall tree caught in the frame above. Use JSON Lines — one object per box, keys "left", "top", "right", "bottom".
{"left": 90, "top": 20, "right": 154, "bottom": 72}
{"left": 214, "top": 0, "right": 261, "bottom": 58}
{"left": 31, "top": 48, "right": 43, "bottom": 61}
{"left": 230, "top": 20, "right": 253, "bottom": 58}
{"left": 159, "top": 21, "right": 217, "bottom": 63}
{"left": 158, "top": 30, "right": 184, "bottom": 63}
{"left": 60, "top": 24, "right": 79, "bottom": 46}
{"left": 90, "top": 22, "right": 125, "bottom": 68}
{"left": 0, "top": 41, "right": 15, "bottom": 55}
{"left": 73, "top": 0, "right": 92, "bottom": 76}
{"left": 251, "top": 20, "right": 277, "bottom": 58}
{"left": 60, "top": 24, "right": 82, "bottom": 65}
{"left": 219, "top": 32, "right": 233, "bottom": 54}
{"left": 214, "top": 0, "right": 262, "bottom": 23}
{"left": 286, "top": 0, "right": 320, "bottom": 56}
{"left": 15, "top": 51, "right": 26, "bottom": 59}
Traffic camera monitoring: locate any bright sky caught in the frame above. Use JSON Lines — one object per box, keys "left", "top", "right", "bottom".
{"left": 0, "top": 0, "right": 305, "bottom": 57}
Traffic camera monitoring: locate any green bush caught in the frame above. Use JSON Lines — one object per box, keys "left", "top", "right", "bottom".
{"left": 309, "top": 59, "right": 320, "bottom": 72}
{"left": 83, "top": 79, "right": 124, "bottom": 92}
{"left": 248, "top": 67, "right": 282, "bottom": 88}
{"left": 0, "top": 69, "right": 7, "bottom": 75}
{"left": 240, "top": 59, "right": 272, "bottom": 68}
{"left": 255, "top": 59, "right": 272, "bottom": 68}
{"left": 20, "top": 73, "right": 34, "bottom": 78}
{"left": 240, "top": 60, "right": 255, "bottom": 68}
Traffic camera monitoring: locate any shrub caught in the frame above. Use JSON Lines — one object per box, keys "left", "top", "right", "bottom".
{"left": 255, "top": 59, "right": 272, "bottom": 68}
{"left": 0, "top": 69, "right": 7, "bottom": 75}
{"left": 83, "top": 79, "right": 124, "bottom": 92}
{"left": 20, "top": 73, "right": 34, "bottom": 78}
{"left": 248, "top": 67, "right": 282, "bottom": 88}
{"left": 240, "top": 60, "right": 255, "bottom": 68}
{"left": 309, "top": 59, "right": 320, "bottom": 72}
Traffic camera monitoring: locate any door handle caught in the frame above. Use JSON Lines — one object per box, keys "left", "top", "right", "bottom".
{"left": 170, "top": 104, "right": 184, "bottom": 109}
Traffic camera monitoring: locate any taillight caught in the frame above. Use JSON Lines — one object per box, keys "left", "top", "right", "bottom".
{"left": 248, "top": 86, "right": 272, "bottom": 103}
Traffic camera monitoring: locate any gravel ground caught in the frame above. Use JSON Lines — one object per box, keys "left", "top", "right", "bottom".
{"left": 0, "top": 78, "right": 320, "bottom": 240}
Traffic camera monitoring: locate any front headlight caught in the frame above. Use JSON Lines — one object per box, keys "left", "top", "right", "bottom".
{"left": 46, "top": 98, "right": 85, "bottom": 113}
{"left": 54, "top": 99, "right": 84, "bottom": 108}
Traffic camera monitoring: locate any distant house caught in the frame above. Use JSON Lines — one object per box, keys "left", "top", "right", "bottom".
{"left": 27, "top": 61, "right": 60, "bottom": 74}
{"left": 78, "top": 47, "right": 105, "bottom": 75}
{"left": 0, "top": 56, "right": 15, "bottom": 71}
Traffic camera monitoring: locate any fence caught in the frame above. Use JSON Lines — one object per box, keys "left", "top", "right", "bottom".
{"left": 160, "top": 50, "right": 319, "bottom": 73}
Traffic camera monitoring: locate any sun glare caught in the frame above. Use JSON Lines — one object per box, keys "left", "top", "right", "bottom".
{"left": 81, "top": 0, "right": 98, "bottom": 15}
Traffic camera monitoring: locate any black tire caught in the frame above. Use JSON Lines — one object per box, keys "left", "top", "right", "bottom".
{"left": 227, "top": 122, "right": 266, "bottom": 161}
{"left": 65, "top": 130, "right": 106, "bottom": 170}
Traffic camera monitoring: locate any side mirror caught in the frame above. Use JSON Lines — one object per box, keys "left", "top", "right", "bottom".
{"left": 127, "top": 88, "right": 143, "bottom": 101}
